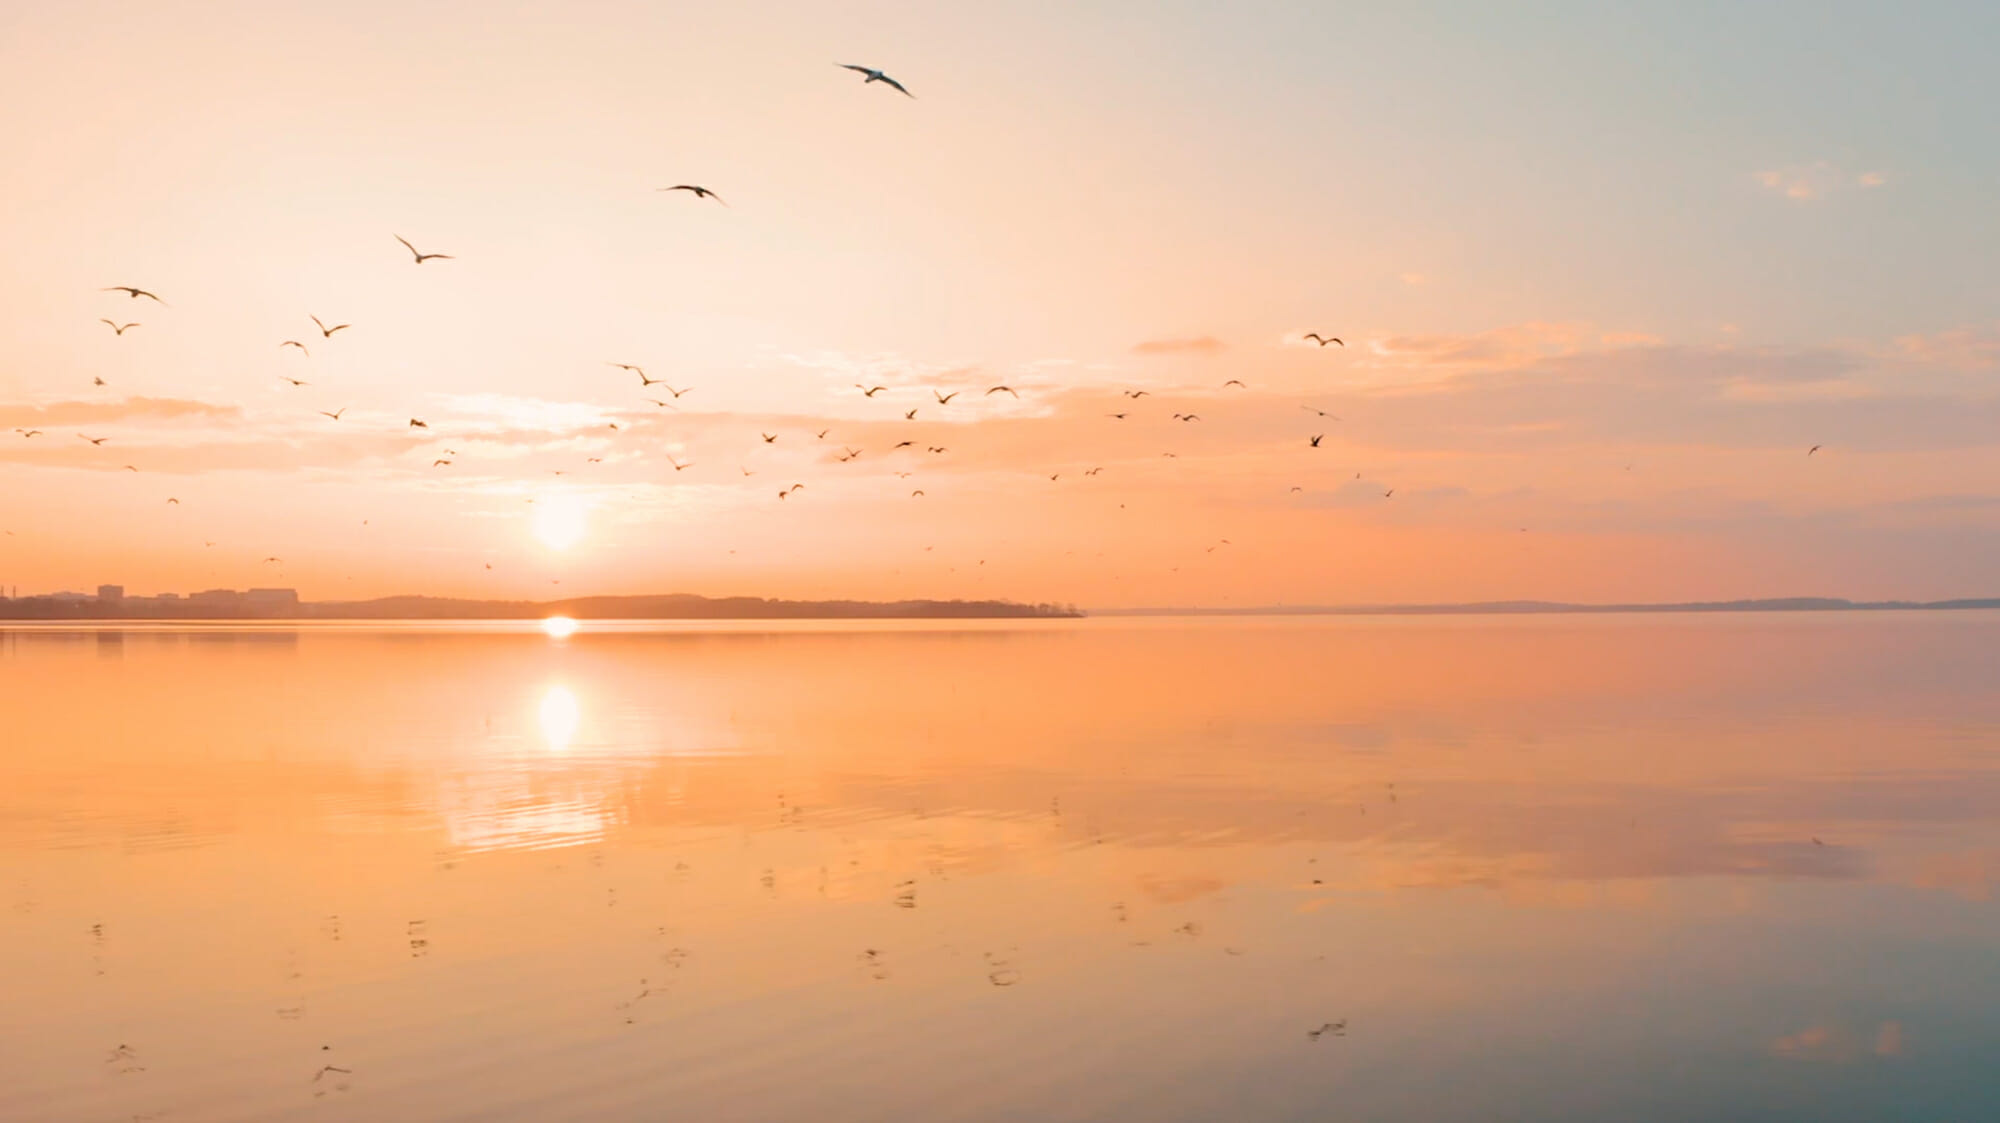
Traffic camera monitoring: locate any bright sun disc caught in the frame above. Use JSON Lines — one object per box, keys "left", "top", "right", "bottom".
{"left": 532, "top": 493, "right": 588, "bottom": 550}
{"left": 541, "top": 615, "right": 578, "bottom": 639}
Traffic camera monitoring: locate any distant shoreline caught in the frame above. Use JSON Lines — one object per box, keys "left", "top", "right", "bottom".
{"left": 1095, "top": 598, "right": 2000, "bottom": 617}
{"left": 0, "top": 593, "right": 1083, "bottom": 622}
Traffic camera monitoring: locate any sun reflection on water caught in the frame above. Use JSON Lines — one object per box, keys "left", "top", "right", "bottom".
{"left": 539, "top": 684, "right": 580, "bottom": 751}
{"left": 541, "top": 615, "right": 578, "bottom": 639}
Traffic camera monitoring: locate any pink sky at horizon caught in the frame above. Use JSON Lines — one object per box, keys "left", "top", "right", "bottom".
{"left": 2, "top": 1, "right": 1997, "bottom": 607}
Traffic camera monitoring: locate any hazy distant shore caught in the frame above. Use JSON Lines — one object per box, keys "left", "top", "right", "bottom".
{"left": 1097, "top": 598, "right": 2000, "bottom": 617}
{"left": 0, "top": 594, "right": 1083, "bottom": 621}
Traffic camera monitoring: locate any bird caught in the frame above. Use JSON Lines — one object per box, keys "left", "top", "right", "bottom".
{"left": 659, "top": 185, "right": 725, "bottom": 204}
{"left": 408, "top": 419, "right": 428, "bottom": 429}
{"left": 280, "top": 376, "right": 309, "bottom": 387}
{"left": 815, "top": 429, "right": 830, "bottom": 440}
{"left": 261, "top": 556, "right": 282, "bottom": 564}
{"left": 668, "top": 456, "right": 693, "bottom": 472}
{"left": 1812, "top": 837, "right": 1825, "bottom": 846}
{"left": 395, "top": 235, "right": 452, "bottom": 264}
{"left": 1106, "top": 413, "right": 1128, "bottom": 420}
{"left": 892, "top": 440, "right": 914, "bottom": 449}
{"left": 1084, "top": 467, "right": 1103, "bottom": 476}
{"left": 839, "top": 447, "right": 861, "bottom": 462}
{"left": 121, "top": 464, "right": 139, "bottom": 472}
{"left": 100, "top": 319, "right": 140, "bottom": 335}
{"left": 166, "top": 497, "right": 179, "bottom": 505}
{"left": 15, "top": 429, "right": 43, "bottom": 437}
{"left": 588, "top": 457, "right": 603, "bottom": 464}
{"left": 1302, "top": 406, "right": 1340, "bottom": 419}
{"left": 750, "top": 433, "right": 774, "bottom": 446}
{"left": 310, "top": 316, "right": 350, "bottom": 338}
{"left": 857, "top": 385, "right": 887, "bottom": 397}
{"left": 318, "top": 408, "right": 347, "bottom": 421}
{"left": 642, "top": 397, "right": 674, "bottom": 408}
{"left": 926, "top": 446, "right": 947, "bottom": 453}
{"left": 659, "top": 384, "right": 691, "bottom": 398}
{"left": 609, "top": 361, "right": 648, "bottom": 376}
{"left": 934, "top": 390, "right": 959, "bottom": 404}
{"left": 93, "top": 376, "right": 107, "bottom": 386}
{"left": 986, "top": 385, "right": 1019, "bottom": 397}
{"left": 79, "top": 435, "right": 108, "bottom": 445}
{"left": 1384, "top": 489, "right": 1395, "bottom": 498}
{"left": 1303, "top": 333, "right": 1343, "bottom": 347}
{"left": 739, "top": 465, "right": 754, "bottom": 476}
{"left": 1049, "top": 473, "right": 1060, "bottom": 482}
{"left": 1223, "top": 379, "right": 1246, "bottom": 388}
{"left": 432, "top": 459, "right": 452, "bottom": 467}
{"left": 1173, "top": 413, "right": 1200, "bottom": 421}
{"left": 911, "top": 490, "right": 925, "bottom": 497}
{"left": 904, "top": 408, "right": 918, "bottom": 420}
{"left": 1309, "top": 434, "right": 1323, "bottom": 447}
{"left": 281, "top": 340, "right": 310, "bottom": 356}
{"left": 1123, "top": 389, "right": 1150, "bottom": 399}
{"left": 102, "top": 286, "right": 164, "bottom": 303}
{"left": 1808, "top": 445, "right": 1822, "bottom": 456}
{"left": 838, "top": 64, "right": 913, "bottom": 97}
{"left": 1289, "top": 486, "right": 1302, "bottom": 493}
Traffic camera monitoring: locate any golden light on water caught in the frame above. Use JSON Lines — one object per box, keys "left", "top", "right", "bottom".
{"left": 540, "top": 616, "right": 579, "bottom": 639}
{"left": 538, "top": 684, "right": 580, "bottom": 751}
{"left": 531, "top": 492, "right": 588, "bottom": 551}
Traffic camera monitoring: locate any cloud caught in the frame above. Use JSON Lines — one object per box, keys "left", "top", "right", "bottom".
{"left": 1754, "top": 162, "right": 1886, "bottom": 201}
{"left": 1132, "top": 336, "right": 1225, "bottom": 357}
{"left": 0, "top": 397, "right": 241, "bottom": 428}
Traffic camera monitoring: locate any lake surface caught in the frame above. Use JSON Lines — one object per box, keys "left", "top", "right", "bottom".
{"left": 2, "top": 614, "right": 1997, "bottom": 1122}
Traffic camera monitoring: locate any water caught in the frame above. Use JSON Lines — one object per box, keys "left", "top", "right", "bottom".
{"left": 2, "top": 614, "right": 1997, "bottom": 1122}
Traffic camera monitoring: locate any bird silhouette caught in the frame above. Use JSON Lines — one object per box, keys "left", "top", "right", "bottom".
{"left": 395, "top": 235, "right": 452, "bottom": 264}
{"left": 761, "top": 432, "right": 778, "bottom": 443}
{"left": 986, "top": 385, "right": 1019, "bottom": 397}
{"left": 93, "top": 376, "right": 107, "bottom": 386}
{"left": 100, "top": 319, "right": 140, "bottom": 335}
{"left": 1302, "top": 405, "right": 1340, "bottom": 419}
{"left": 310, "top": 316, "right": 350, "bottom": 337}
{"left": 281, "top": 340, "right": 310, "bottom": 356}
{"left": 1808, "top": 445, "right": 1822, "bottom": 456}
{"left": 934, "top": 390, "right": 959, "bottom": 404}
{"left": 432, "top": 459, "right": 452, "bottom": 467}
{"left": 659, "top": 185, "right": 725, "bottom": 204}
{"left": 1303, "top": 333, "right": 1343, "bottom": 347}
{"left": 893, "top": 440, "right": 914, "bottom": 449}
{"left": 80, "top": 435, "right": 109, "bottom": 445}
{"left": 1309, "top": 434, "right": 1323, "bottom": 447}
{"left": 103, "top": 286, "right": 164, "bottom": 303}
{"left": 408, "top": 419, "right": 428, "bottom": 428}
{"left": 318, "top": 408, "right": 347, "bottom": 421}
{"left": 166, "top": 497, "right": 179, "bottom": 505}
{"left": 838, "top": 64, "right": 914, "bottom": 97}
{"left": 1123, "top": 389, "right": 1150, "bottom": 398}
{"left": 815, "top": 429, "right": 831, "bottom": 440}
{"left": 904, "top": 408, "right": 918, "bottom": 420}
{"left": 280, "top": 376, "right": 309, "bottom": 387}
{"left": 1107, "top": 413, "right": 1128, "bottom": 420}
{"left": 911, "top": 489, "right": 925, "bottom": 497}
{"left": 15, "top": 429, "right": 43, "bottom": 437}
{"left": 668, "top": 457, "right": 693, "bottom": 472}
{"left": 1223, "top": 379, "right": 1246, "bottom": 388}
{"left": 858, "top": 385, "right": 887, "bottom": 397}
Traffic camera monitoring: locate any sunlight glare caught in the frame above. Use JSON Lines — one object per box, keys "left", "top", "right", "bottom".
{"left": 539, "top": 684, "right": 580, "bottom": 751}
{"left": 532, "top": 492, "right": 588, "bottom": 551}
{"left": 541, "top": 615, "right": 579, "bottom": 639}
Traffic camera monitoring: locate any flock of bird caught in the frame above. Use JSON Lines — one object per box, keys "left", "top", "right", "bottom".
{"left": 16, "top": 58, "right": 1830, "bottom": 578}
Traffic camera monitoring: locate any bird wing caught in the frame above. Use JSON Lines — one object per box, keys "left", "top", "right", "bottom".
{"left": 879, "top": 75, "right": 914, "bottom": 97}
{"left": 395, "top": 234, "right": 419, "bottom": 256}
{"left": 839, "top": 64, "right": 873, "bottom": 75}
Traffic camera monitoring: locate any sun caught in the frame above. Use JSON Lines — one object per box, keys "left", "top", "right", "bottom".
{"left": 532, "top": 492, "right": 588, "bottom": 550}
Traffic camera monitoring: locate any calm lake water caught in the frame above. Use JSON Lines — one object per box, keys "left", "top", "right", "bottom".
{"left": 2, "top": 614, "right": 1998, "bottom": 1122}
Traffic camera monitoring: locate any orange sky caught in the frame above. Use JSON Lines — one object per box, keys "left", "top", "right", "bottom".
{"left": 2, "top": 2, "right": 1997, "bottom": 606}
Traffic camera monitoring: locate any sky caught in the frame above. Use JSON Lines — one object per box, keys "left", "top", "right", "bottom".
{"left": 1, "top": 0, "right": 1996, "bottom": 607}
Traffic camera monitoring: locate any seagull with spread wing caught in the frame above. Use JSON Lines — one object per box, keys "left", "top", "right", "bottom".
{"left": 839, "top": 64, "right": 913, "bottom": 97}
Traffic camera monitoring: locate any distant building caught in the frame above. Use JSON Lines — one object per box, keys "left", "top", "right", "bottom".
{"left": 98, "top": 585, "right": 125, "bottom": 603}
{"left": 189, "top": 588, "right": 244, "bottom": 607}
{"left": 49, "top": 590, "right": 92, "bottom": 602}
{"left": 245, "top": 588, "right": 300, "bottom": 612}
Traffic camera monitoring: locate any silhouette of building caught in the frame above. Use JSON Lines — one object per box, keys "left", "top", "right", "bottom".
{"left": 97, "top": 584, "right": 125, "bottom": 603}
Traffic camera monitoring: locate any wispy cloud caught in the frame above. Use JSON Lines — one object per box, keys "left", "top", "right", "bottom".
{"left": 1754, "top": 162, "right": 1887, "bottom": 201}
{"left": 1133, "top": 336, "right": 1225, "bottom": 357}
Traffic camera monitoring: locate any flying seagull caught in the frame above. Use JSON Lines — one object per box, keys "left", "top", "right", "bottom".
{"left": 1123, "top": 389, "right": 1150, "bottom": 399}
{"left": 858, "top": 385, "right": 887, "bottom": 397}
{"left": 1303, "top": 333, "right": 1343, "bottom": 347}
{"left": 893, "top": 440, "right": 914, "bottom": 449}
{"left": 408, "top": 418, "right": 428, "bottom": 429}
{"left": 432, "top": 459, "right": 452, "bottom": 467}
{"left": 911, "top": 490, "right": 925, "bottom": 497}
{"left": 94, "top": 376, "right": 107, "bottom": 386}
{"left": 668, "top": 456, "right": 693, "bottom": 472}
{"left": 280, "top": 376, "right": 309, "bottom": 387}
{"left": 904, "top": 408, "right": 918, "bottom": 420}
{"left": 100, "top": 319, "right": 140, "bottom": 335}
{"left": 121, "top": 464, "right": 139, "bottom": 472}
{"left": 839, "top": 64, "right": 913, "bottom": 97}
{"left": 318, "top": 408, "right": 347, "bottom": 420}
{"left": 761, "top": 433, "right": 777, "bottom": 443}
{"left": 659, "top": 185, "right": 725, "bottom": 204}
{"left": 103, "top": 286, "right": 164, "bottom": 303}
{"left": 15, "top": 429, "right": 43, "bottom": 437}
{"left": 1302, "top": 405, "right": 1340, "bottom": 419}
{"left": 281, "top": 340, "right": 309, "bottom": 355}
{"left": 658, "top": 384, "right": 691, "bottom": 398}
{"left": 395, "top": 235, "right": 453, "bottom": 264}
{"left": 166, "top": 497, "right": 179, "bottom": 505}
{"left": 80, "top": 434, "right": 109, "bottom": 445}
{"left": 934, "top": 390, "right": 959, "bottom": 404}
{"left": 310, "top": 316, "right": 350, "bottom": 337}
{"left": 1107, "top": 412, "right": 1128, "bottom": 420}
{"left": 986, "top": 385, "right": 1019, "bottom": 397}
{"left": 1223, "top": 379, "right": 1246, "bottom": 388}
{"left": 1173, "top": 413, "right": 1201, "bottom": 421}
{"left": 1808, "top": 445, "right": 1822, "bottom": 456}
{"left": 1309, "top": 434, "right": 1323, "bottom": 447}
